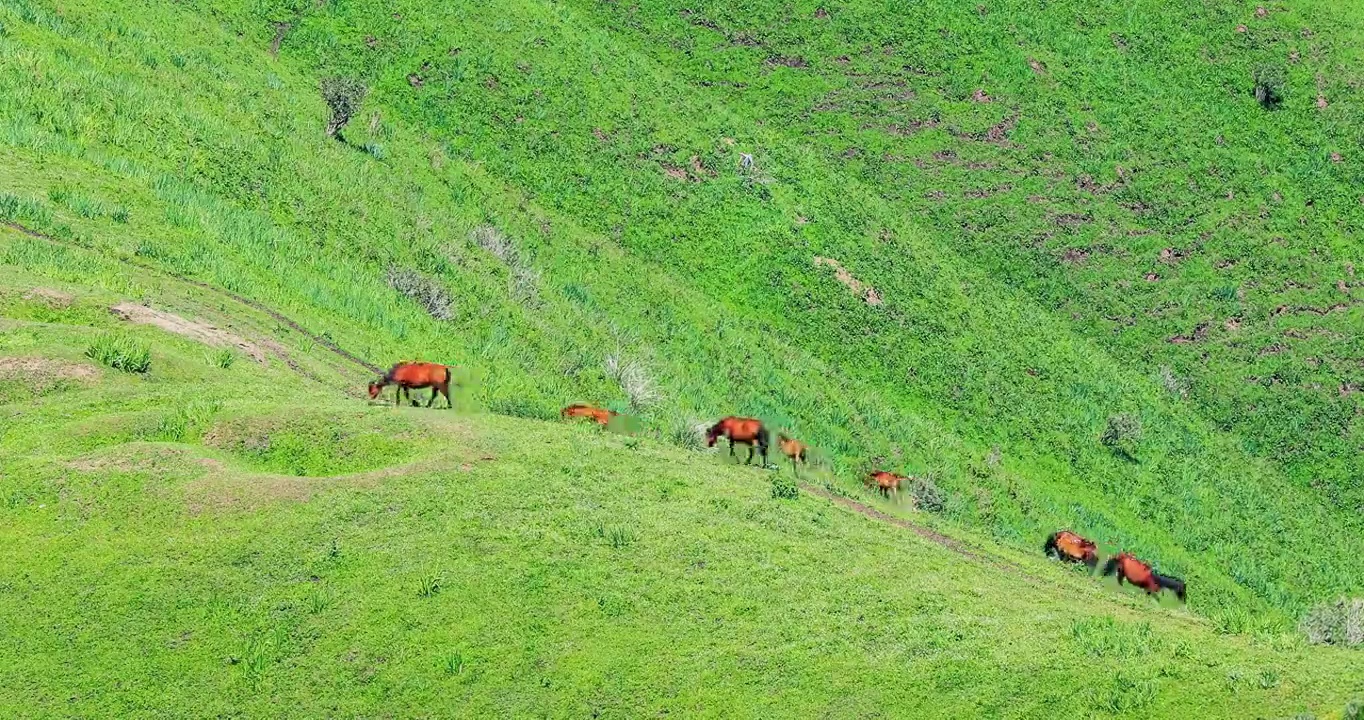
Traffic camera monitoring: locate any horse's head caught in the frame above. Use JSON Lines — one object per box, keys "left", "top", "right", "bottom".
{"left": 367, "top": 380, "right": 385, "bottom": 399}
{"left": 705, "top": 424, "right": 721, "bottom": 447}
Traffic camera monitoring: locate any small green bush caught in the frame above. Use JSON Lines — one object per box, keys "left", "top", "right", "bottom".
{"left": 771, "top": 474, "right": 799, "bottom": 500}
{"left": 1101, "top": 413, "right": 1143, "bottom": 458}
{"left": 1253, "top": 63, "right": 1286, "bottom": 108}
{"left": 910, "top": 475, "right": 946, "bottom": 513}
{"left": 85, "top": 333, "right": 151, "bottom": 373}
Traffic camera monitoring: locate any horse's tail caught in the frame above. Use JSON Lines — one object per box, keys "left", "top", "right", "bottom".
{"left": 1043, "top": 532, "right": 1058, "bottom": 557}
{"left": 1100, "top": 556, "right": 1119, "bottom": 577}
{"left": 1155, "top": 573, "right": 1186, "bottom": 603}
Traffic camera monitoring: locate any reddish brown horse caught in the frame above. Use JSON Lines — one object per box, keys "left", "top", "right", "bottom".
{"left": 706, "top": 416, "right": 770, "bottom": 466}
{"left": 866, "top": 470, "right": 906, "bottom": 501}
{"left": 777, "top": 433, "right": 808, "bottom": 473}
{"left": 368, "top": 362, "right": 454, "bottom": 408}
{"left": 1101, "top": 552, "right": 1186, "bottom": 603}
{"left": 1043, "top": 530, "right": 1099, "bottom": 572}
{"left": 561, "top": 403, "right": 617, "bottom": 426}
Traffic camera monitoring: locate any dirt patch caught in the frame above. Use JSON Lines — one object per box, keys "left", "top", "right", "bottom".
{"left": 22, "top": 287, "right": 73, "bottom": 307}
{"left": 813, "top": 256, "right": 882, "bottom": 305}
{"left": 110, "top": 302, "right": 267, "bottom": 362}
{"left": 0, "top": 356, "right": 101, "bottom": 401}
{"left": 0, "top": 356, "right": 100, "bottom": 382}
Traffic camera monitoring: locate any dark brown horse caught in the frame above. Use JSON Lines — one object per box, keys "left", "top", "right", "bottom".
{"left": 706, "top": 416, "right": 770, "bottom": 466}
{"left": 1043, "top": 530, "right": 1099, "bottom": 572}
{"left": 561, "top": 403, "right": 617, "bottom": 426}
{"left": 368, "top": 362, "right": 454, "bottom": 408}
{"left": 1101, "top": 552, "right": 1186, "bottom": 603}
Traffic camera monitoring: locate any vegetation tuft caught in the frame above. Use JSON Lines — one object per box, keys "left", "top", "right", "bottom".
{"left": 85, "top": 333, "right": 151, "bottom": 374}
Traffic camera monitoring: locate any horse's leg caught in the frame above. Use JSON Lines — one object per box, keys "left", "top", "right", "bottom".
{"left": 746, "top": 444, "right": 755, "bottom": 465}
{"left": 441, "top": 382, "right": 453, "bottom": 409}
{"left": 728, "top": 438, "right": 735, "bottom": 457}
{"left": 394, "top": 386, "right": 402, "bottom": 407}
{"left": 425, "top": 386, "right": 438, "bottom": 408}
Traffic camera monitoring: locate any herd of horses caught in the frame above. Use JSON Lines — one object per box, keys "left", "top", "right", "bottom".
{"left": 370, "top": 362, "right": 1188, "bottom": 605}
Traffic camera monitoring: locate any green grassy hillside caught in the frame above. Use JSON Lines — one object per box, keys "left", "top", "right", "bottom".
{"left": 2, "top": 260, "right": 1363, "bottom": 717}
{"left": 2, "top": 0, "right": 1363, "bottom": 714}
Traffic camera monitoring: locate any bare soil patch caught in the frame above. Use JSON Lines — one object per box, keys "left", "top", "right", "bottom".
{"left": 110, "top": 302, "right": 267, "bottom": 362}
{"left": 813, "top": 256, "right": 882, "bottom": 305}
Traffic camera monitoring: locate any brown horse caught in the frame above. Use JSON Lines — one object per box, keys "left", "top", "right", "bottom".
{"left": 561, "top": 403, "right": 617, "bottom": 426}
{"left": 368, "top": 362, "right": 454, "bottom": 408}
{"left": 866, "top": 470, "right": 906, "bottom": 501}
{"left": 706, "top": 416, "right": 770, "bottom": 466}
{"left": 1043, "top": 530, "right": 1099, "bottom": 572}
{"left": 1101, "top": 552, "right": 1186, "bottom": 603}
{"left": 777, "top": 433, "right": 808, "bottom": 473}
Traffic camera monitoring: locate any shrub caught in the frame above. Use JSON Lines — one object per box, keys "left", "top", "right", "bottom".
{"left": 386, "top": 266, "right": 454, "bottom": 320}
{"left": 1252, "top": 63, "right": 1286, "bottom": 109}
{"left": 1299, "top": 598, "right": 1364, "bottom": 647}
{"left": 85, "top": 333, "right": 151, "bottom": 373}
{"left": 771, "top": 474, "right": 799, "bottom": 500}
{"left": 666, "top": 419, "right": 709, "bottom": 451}
{"left": 910, "top": 475, "right": 946, "bottom": 513}
{"left": 320, "top": 76, "right": 368, "bottom": 139}
{"left": 1101, "top": 413, "right": 1143, "bottom": 458}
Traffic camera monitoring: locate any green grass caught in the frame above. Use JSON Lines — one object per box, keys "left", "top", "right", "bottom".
{"left": 2, "top": 0, "right": 1364, "bottom": 713}
{"left": 85, "top": 332, "right": 152, "bottom": 373}
{"left": 1, "top": 278, "right": 1363, "bottom": 717}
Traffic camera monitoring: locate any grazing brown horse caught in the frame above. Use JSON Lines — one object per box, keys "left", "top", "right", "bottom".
{"left": 1043, "top": 530, "right": 1099, "bottom": 572}
{"left": 368, "top": 362, "right": 454, "bottom": 408}
{"left": 866, "top": 470, "right": 906, "bottom": 501}
{"left": 706, "top": 416, "right": 770, "bottom": 466}
{"left": 561, "top": 403, "right": 617, "bottom": 426}
{"left": 1101, "top": 552, "right": 1186, "bottom": 603}
{"left": 777, "top": 433, "right": 808, "bottom": 473}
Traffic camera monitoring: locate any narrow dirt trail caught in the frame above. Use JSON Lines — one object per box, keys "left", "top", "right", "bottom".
{"left": 4, "top": 221, "right": 382, "bottom": 376}
{"left": 801, "top": 482, "right": 1048, "bottom": 584}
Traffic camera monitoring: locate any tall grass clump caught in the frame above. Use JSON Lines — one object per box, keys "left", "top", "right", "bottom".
{"left": 320, "top": 76, "right": 367, "bottom": 139}
{"left": 386, "top": 266, "right": 454, "bottom": 320}
{"left": 85, "top": 333, "right": 151, "bottom": 373}
{"left": 1300, "top": 598, "right": 1364, "bottom": 647}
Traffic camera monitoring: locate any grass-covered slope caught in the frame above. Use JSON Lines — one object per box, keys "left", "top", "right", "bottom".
{"left": 2, "top": 265, "right": 1363, "bottom": 718}
{"left": 0, "top": 0, "right": 1361, "bottom": 671}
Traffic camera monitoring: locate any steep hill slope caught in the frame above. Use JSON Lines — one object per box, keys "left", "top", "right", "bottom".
{"left": 0, "top": 0, "right": 1361, "bottom": 668}
{"left": 1, "top": 257, "right": 1362, "bottom": 717}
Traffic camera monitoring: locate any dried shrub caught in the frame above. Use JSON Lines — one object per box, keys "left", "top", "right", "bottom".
{"left": 386, "top": 266, "right": 454, "bottom": 320}
{"left": 471, "top": 224, "right": 519, "bottom": 265}
{"left": 605, "top": 353, "right": 661, "bottom": 411}
{"left": 1300, "top": 598, "right": 1364, "bottom": 647}
{"left": 320, "top": 76, "right": 368, "bottom": 138}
